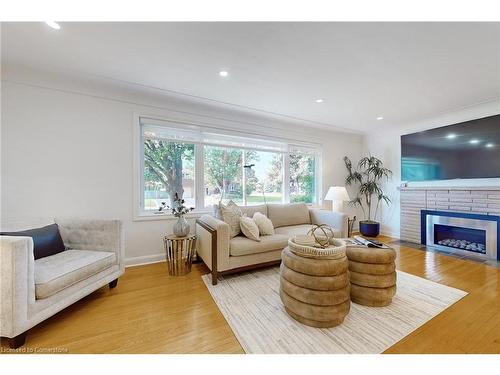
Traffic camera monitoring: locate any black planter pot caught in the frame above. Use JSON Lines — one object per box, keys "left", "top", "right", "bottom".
{"left": 359, "top": 221, "right": 380, "bottom": 237}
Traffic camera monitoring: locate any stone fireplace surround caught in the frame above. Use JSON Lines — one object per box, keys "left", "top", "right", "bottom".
{"left": 400, "top": 186, "right": 500, "bottom": 259}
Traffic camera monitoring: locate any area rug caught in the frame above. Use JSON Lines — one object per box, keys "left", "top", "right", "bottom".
{"left": 202, "top": 268, "right": 467, "bottom": 354}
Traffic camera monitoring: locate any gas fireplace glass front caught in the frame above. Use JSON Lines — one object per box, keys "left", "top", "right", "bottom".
{"left": 434, "top": 224, "right": 486, "bottom": 254}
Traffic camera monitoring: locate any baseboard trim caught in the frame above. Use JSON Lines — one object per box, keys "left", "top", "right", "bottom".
{"left": 125, "top": 253, "right": 166, "bottom": 267}
{"left": 380, "top": 231, "right": 400, "bottom": 239}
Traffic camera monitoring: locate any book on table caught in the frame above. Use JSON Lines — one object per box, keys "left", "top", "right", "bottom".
{"left": 343, "top": 236, "right": 391, "bottom": 249}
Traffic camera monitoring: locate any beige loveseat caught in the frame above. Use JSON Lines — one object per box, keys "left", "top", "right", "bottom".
{"left": 0, "top": 219, "right": 124, "bottom": 348}
{"left": 196, "top": 203, "right": 348, "bottom": 285}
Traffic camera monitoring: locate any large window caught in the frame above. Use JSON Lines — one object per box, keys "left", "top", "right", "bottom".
{"left": 138, "top": 117, "right": 321, "bottom": 215}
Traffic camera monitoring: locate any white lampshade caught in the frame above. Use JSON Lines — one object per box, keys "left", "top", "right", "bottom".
{"left": 324, "top": 186, "right": 350, "bottom": 202}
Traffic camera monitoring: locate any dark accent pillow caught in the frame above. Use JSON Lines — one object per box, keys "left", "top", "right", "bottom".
{"left": 1, "top": 223, "right": 66, "bottom": 260}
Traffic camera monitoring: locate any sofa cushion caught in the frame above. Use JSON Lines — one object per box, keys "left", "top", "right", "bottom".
{"left": 214, "top": 203, "right": 267, "bottom": 221}
{"left": 275, "top": 224, "right": 342, "bottom": 238}
{"left": 1, "top": 223, "right": 66, "bottom": 260}
{"left": 274, "top": 224, "right": 314, "bottom": 237}
{"left": 267, "top": 203, "right": 311, "bottom": 228}
{"left": 240, "top": 204, "right": 267, "bottom": 218}
{"left": 34, "top": 249, "right": 116, "bottom": 299}
{"left": 230, "top": 234, "right": 289, "bottom": 257}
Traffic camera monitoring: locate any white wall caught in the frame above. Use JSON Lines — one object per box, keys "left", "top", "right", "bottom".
{"left": 1, "top": 64, "right": 364, "bottom": 265}
{"left": 364, "top": 99, "right": 500, "bottom": 237}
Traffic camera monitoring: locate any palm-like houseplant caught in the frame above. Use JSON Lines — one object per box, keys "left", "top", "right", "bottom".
{"left": 343, "top": 156, "right": 392, "bottom": 237}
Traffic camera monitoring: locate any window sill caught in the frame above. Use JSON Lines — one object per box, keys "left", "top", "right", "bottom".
{"left": 133, "top": 210, "right": 212, "bottom": 222}
{"left": 133, "top": 203, "right": 322, "bottom": 222}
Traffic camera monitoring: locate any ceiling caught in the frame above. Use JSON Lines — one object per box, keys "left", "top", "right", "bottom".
{"left": 2, "top": 22, "right": 499, "bottom": 133}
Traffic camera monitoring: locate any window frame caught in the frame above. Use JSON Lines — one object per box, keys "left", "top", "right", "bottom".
{"left": 133, "top": 114, "right": 323, "bottom": 220}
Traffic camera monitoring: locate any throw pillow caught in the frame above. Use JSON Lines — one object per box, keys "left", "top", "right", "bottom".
{"left": 0, "top": 223, "right": 66, "bottom": 260}
{"left": 220, "top": 200, "right": 243, "bottom": 238}
{"left": 240, "top": 216, "right": 260, "bottom": 242}
{"left": 253, "top": 212, "right": 275, "bottom": 235}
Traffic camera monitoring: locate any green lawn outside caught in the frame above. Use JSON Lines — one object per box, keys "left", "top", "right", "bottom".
{"left": 246, "top": 194, "right": 283, "bottom": 203}
{"left": 146, "top": 193, "right": 285, "bottom": 210}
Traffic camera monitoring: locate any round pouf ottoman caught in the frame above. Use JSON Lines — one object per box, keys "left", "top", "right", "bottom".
{"left": 279, "top": 238, "right": 351, "bottom": 328}
{"left": 346, "top": 246, "right": 397, "bottom": 307}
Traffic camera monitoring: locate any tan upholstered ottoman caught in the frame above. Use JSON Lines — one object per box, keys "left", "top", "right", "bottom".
{"left": 346, "top": 246, "right": 397, "bottom": 307}
{"left": 280, "top": 239, "right": 351, "bottom": 328}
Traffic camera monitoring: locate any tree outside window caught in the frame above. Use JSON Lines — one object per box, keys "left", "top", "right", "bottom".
{"left": 268, "top": 152, "right": 316, "bottom": 204}
{"left": 143, "top": 139, "right": 195, "bottom": 210}
{"left": 204, "top": 146, "right": 244, "bottom": 205}
{"left": 290, "top": 153, "right": 316, "bottom": 203}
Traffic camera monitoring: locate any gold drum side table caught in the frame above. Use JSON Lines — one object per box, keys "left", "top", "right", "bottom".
{"left": 163, "top": 234, "right": 197, "bottom": 276}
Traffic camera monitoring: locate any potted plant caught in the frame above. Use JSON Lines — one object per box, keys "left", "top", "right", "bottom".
{"left": 159, "top": 193, "right": 194, "bottom": 237}
{"left": 343, "top": 156, "right": 392, "bottom": 237}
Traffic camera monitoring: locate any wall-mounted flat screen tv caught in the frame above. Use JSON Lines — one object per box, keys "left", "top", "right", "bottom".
{"left": 401, "top": 114, "right": 500, "bottom": 181}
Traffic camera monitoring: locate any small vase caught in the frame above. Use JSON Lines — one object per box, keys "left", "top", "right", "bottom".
{"left": 173, "top": 216, "right": 190, "bottom": 237}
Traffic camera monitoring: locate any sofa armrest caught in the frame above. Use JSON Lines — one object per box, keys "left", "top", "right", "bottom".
{"left": 55, "top": 218, "right": 124, "bottom": 273}
{"left": 309, "top": 209, "right": 349, "bottom": 238}
{"left": 196, "top": 215, "right": 230, "bottom": 285}
{"left": 0, "top": 236, "right": 35, "bottom": 338}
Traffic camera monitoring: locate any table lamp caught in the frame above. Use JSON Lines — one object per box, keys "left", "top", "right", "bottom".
{"left": 324, "top": 186, "right": 350, "bottom": 212}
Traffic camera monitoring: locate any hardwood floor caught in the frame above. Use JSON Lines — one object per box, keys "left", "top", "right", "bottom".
{"left": 1, "top": 262, "right": 243, "bottom": 354}
{"left": 1, "top": 237, "right": 499, "bottom": 353}
{"left": 387, "top": 238, "right": 500, "bottom": 354}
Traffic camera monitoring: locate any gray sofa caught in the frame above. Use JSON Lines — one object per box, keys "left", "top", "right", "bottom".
{"left": 196, "top": 203, "right": 348, "bottom": 285}
{"left": 0, "top": 218, "right": 124, "bottom": 348}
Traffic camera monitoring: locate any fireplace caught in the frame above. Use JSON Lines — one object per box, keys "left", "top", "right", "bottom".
{"left": 434, "top": 224, "right": 486, "bottom": 254}
{"left": 421, "top": 210, "right": 500, "bottom": 260}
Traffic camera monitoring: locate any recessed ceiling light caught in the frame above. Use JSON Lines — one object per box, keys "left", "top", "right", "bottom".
{"left": 219, "top": 70, "right": 229, "bottom": 77}
{"left": 486, "top": 143, "right": 495, "bottom": 148}
{"left": 315, "top": 99, "right": 324, "bottom": 103}
{"left": 376, "top": 116, "right": 384, "bottom": 121}
{"left": 469, "top": 139, "right": 480, "bottom": 145}
{"left": 45, "top": 21, "right": 61, "bottom": 30}
{"left": 446, "top": 133, "right": 457, "bottom": 139}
